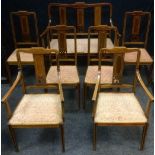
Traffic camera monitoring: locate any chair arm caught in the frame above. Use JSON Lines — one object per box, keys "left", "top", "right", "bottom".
{"left": 136, "top": 70, "right": 154, "bottom": 102}
{"left": 2, "top": 71, "right": 22, "bottom": 103}
{"left": 110, "top": 18, "right": 114, "bottom": 27}
{"left": 40, "top": 27, "right": 49, "bottom": 38}
{"left": 57, "top": 72, "right": 64, "bottom": 102}
{"left": 92, "top": 72, "right": 101, "bottom": 101}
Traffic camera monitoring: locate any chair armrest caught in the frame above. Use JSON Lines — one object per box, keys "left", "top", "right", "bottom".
{"left": 136, "top": 70, "right": 154, "bottom": 102}
{"left": 57, "top": 71, "right": 64, "bottom": 102}
{"left": 40, "top": 27, "right": 49, "bottom": 38}
{"left": 92, "top": 72, "right": 101, "bottom": 101}
{"left": 2, "top": 71, "right": 22, "bottom": 103}
{"left": 110, "top": 18, "right": 114, "bottom": 27}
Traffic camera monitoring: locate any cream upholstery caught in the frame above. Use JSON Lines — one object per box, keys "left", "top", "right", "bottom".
{"left": 7, "top": 50, "right": 34, "bottom": 63}
{"left": 50, "top": 38, "right": 114, "bottom": 53}
{"left": 95, "top": 93, "right": 147, "bottom": 124}
{"left": 46, "top": 65, "right": 79, "bottom": 84}
{"left": 85, "top": 66, "right": 113, "bottom": 84}
{"left": 124, "top": 48, "right": 153, "bottom": 64}
{"left": 9, "top": 94, "right": 62, "bottom": 126}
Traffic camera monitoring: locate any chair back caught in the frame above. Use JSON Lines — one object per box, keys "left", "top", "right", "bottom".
{"left": 10, "top": 11, "right": 39, "bottom": 48}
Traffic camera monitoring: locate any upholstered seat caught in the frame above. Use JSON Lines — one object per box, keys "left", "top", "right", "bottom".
{"left": 85, "top": 66, "right": 113, "bottom": 84}
{"left": 50, "top": 38, "right": 114, "bottom": 54}
{"left": 124, "top": 48, "right": 153, "bottom": 64}
{"left": 46, "top": 65, "right": 79, "bottom": 84}
{"left": 7, "top": 50, "right": 34, "bottom": 64}
{"left": 94, "top": 93, "right": 147, "bottom": 124}
{"left": 9, "top": 94, "right": 62, "bottom": 126}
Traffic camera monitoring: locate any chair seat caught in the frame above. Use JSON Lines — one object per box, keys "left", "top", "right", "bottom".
{"left": 9, "top": 94, "right": 62, "bottom": 126}
{"left": 7, "top": 50, "right": 34, "bottom": 64}
{"left": 46, "top": 65, "right": 80, "bottom": 84}
{"left": 85, "top": 66, "right": 113, "bottom": 84}
{"left": 94, "top": 93, "right": 147, "bottom": 124}
{"left": 50, "top": 38, "right": 114, "bottom": 54}
{"left": 124, "top": 48, "right": 153, "bottom": 64}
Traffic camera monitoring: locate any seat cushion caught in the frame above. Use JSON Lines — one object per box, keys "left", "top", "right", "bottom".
{"left": 94, "top": 93, "right": 147, "bottom": 124}
{"left": 50, "top": 38, "right": 114, "bottom": 54}
{"left": 85, "top": 66, "right": 113, "bottom": 84}
{"left": 7, "top": 50, "right": 34, "bottom": 64}
{"left": 46, "top": 65, "right": 79, "bottom": 84}
{"left": 9, "top": 94, "right": 62, "bottom": 126}
{"left": 124, "top": 48, "right": 153, "bottom": 64}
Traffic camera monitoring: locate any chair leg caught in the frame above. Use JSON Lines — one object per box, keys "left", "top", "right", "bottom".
{"left": 93, "top": 124, "right": 96, "bottom": 151}
{"left": 83, "top": 83, "right": 87, "bottom": 110}
{"left": 77, "top": 83, "right": 80, "bottom": 109}
{"left": 8, "top": 125, "right": 19, "bottom": 152}
{"left": 60, "top": 125, "right": 65, "bottom": 152}
{"left": 5, "top": 62, "right": 12, "bottom": 84}
{"left": 140, "top": 123, "right": 148, "bottom": 150}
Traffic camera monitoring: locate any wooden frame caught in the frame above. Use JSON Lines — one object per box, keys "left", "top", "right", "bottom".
{"left": 92, "top": 47, "right": 154, "bottom": 150}
{"left": 83, "top": 25, "right": 119, "bottom": 109}
{"left": 41, "top": 25, "right": 80, "bottom": 109}
{"left": 48, "top": 2, "right": 113, "bottom": 33}
{"left": 2, "top": 47, "right": 65, "bottom": 152}
{"left": 6, "top": 11, "right": 40, "bottom": 83}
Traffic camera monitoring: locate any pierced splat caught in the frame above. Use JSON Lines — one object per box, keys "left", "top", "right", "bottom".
{"left": 58, "top": 31, "right": 67, "bottom": 55}
{"left": 94, "top": 6, "right": 101, "bottom": 26}
{"left": 19, "top": 15, "right": 30, "bottom": 42}
{"left": 33, "top": 54, "right": 46, "bottom": 84}
{"left": 98, "top": 31, "right": 107, "bottom": 50}
{"left": 112, "top": 53, "right": 124, "bottom": 84}
{"left": 59, "top": 6, "right": 67, "bottom": 25}
{"left": 131, "top": 15, "right": 141, "bottom": 41}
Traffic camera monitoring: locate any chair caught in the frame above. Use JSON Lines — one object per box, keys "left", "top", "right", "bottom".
{"left": 122, "top": 11, "right": 153, "bottom": 65}
{"left": 92, "top": 47, "right": 154, "bottom": 150}
{"left": 6, "top": 11, "right": 39, "bottom": 83}
{"left": 83, "top": 25, "right": 119, "bottom": 109}
{"left": 43, "top": 25, "right": 80, "bottom": 109}
{"left": 2, "top": 47, "right": 65, "bottom": 152}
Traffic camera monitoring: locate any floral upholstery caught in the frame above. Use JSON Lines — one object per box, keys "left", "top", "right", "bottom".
{"left": 124, "top": 48, "right": 153, "bottom": 64}
{"left": 46, "top": 65, "right": 79, "bottom": 84}
{"left": 85, "top": 66, "right": 113, "bottom": 84}
{"left": 50, "top": 38, "right": 114, "bottom": 53}
{"left": 7, "top": 50, "right": 34, "bottom": 63}
{"left": 94, "top": 93, "right": 147, "bottom": 124}
{"left": 9, "top": 94, "right": 63, "bottom": 126}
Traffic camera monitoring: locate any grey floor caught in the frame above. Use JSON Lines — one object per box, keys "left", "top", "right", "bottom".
{"left": 1, "top": 66, "right": 154, "bottom": 155}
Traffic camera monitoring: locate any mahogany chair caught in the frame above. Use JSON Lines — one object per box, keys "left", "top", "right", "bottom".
{"left": 41, "top": 25, "right": 80, "bottom": 109}
{"left": 92, "top": 47, "right": 154, "bottom": 150}
{"left": 6, "top": 11, "right": 39, "bottom": 83}
{"left": 2, "top": 47, "right": 65, "bottom": 152}
{"left": 83, "top": 25, "right": 119, "bottom": 109}
{"left": 122, "top": 11, "right": 153, "bottom": 66}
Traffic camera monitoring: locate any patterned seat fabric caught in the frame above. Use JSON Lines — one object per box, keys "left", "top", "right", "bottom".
{"left": 50, "top": 38, "right": 114, "bottom": 53}
{"left": 95, "top": 93, "right": 147, "bottom": 124}
{"left": 124, "top": 48, "right": 153, "bottom": 64}
{"left": 9, "top": 94, "right": 62, "bottom": 126}
{"left": 46, "top": 65, "right": 79, "bottom": 84}
{"left": 85, "top": 66, "right": 113, "bottom": 84}
{"left": 7, "top": 50, "right": 34, "bottom": 63}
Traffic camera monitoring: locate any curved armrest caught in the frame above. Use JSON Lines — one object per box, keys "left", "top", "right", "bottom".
{"left": 92, "top": 72, "right": 101, "bottom": 101}
{"left": 136, "top": 70, "right": 154, "bottom": 102}
{"left": 40, "top": 27, "right": 49, "bottom": 38}
{"left": 57, "top": 71, "right": 64, "bottom": 102}
{"left": 2, "top": 71, "right": 22, "bottom": 103}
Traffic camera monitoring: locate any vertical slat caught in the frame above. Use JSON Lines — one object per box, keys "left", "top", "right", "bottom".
{"left": 98, "top": 31, "right": 107, "bottom": 51}
{"left": 77, "top": 8, "right": 84, "bottom": 32}
{"left": 33, "top": 54, "right": 46, "bottom": 84}
{"left": 19, "top": 15, "right": 30, "bottom": 41}
{"left": 58, "top": 32, "right": 67, "bottom": 54}
{"left": 59, "top": 7, "right": 67, "bottom": 25}
{"left": 94, "top": 6, "right": 101, "bottom": 26}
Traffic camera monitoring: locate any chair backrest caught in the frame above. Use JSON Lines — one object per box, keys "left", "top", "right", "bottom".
{"left": 10, "top": 11, "right": 39, "bottom": 48}
{"left": 88, "top": 25, "right": 119, "bottom": 65}
{"left": 122, "top": 11, "right": 151, "bottom": 48}
{"left": 16, "top": 47, "right": 59, "bottom": 92}
{"left": 99, "top": 47, "right": 140, "bottom": 88}
{"left": 48, "top": 2, "right": 112, "bottom": 33}
{"left": 41, "top": 25, "right": 77, "bottom": 65}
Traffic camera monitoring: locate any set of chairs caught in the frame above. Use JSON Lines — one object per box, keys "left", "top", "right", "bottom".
{"left": 2, "top": 2, "right": 154, "bottom": 153}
